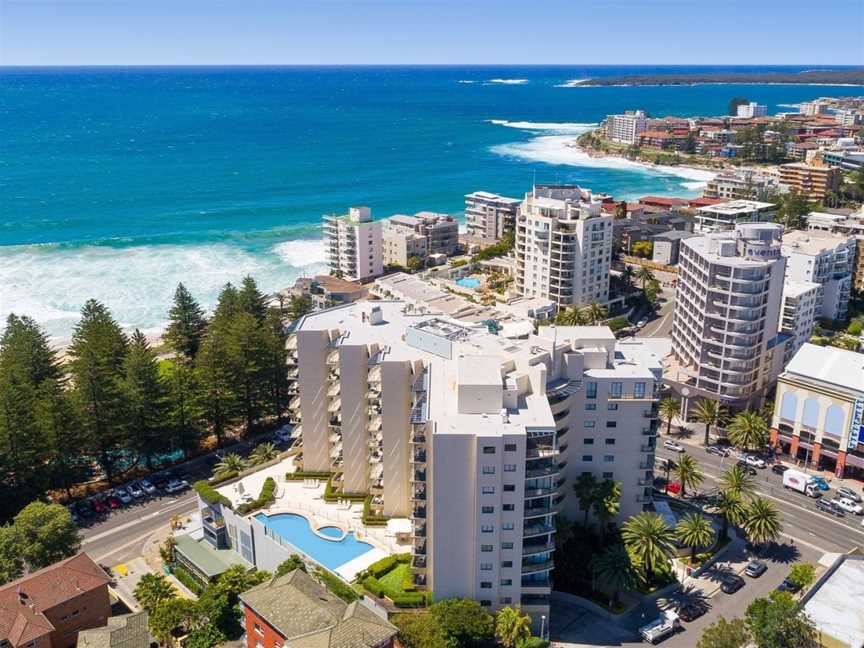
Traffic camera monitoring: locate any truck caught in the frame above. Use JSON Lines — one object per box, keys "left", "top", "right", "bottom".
{"left": 640, "top": 610, "right": 680, "bottom": 644}
{"left": 782, "top": 468, "right": 820, "bottom": 497}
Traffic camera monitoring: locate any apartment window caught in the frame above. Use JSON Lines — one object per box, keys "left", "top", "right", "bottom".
{"left": 606, "top": 421, "right": 617, "bottom": 428}
{"left": 505, "top": 443, "right": 517, "bottom": 452}
{"left": 480, "top": 582, "right": 492, "bottom": 589}
{"left": 634, "top": 382, "right": 646, "bottom": 398}
{"left": 500, "top": 578, "right": 513, "bottom": 586}
{"left": 604, "top": 455, "right": 615, "bottom": 463}
{"left": 607, "top": 403, "right": 618, "bottom": 411}
{"left": 482, "top": 486, "right": 495, "bottom": 495}
{"left": 504, "top": 464, "right": 516, "bottom": 472}
{"left": 483, "top": 446, "right": 496, "bottom": 454}
{"left": 586, "top": 382, "right": 597, "bottom": 399}
{"left": 254, "top": 624, "right": 263, "bottom": 637}
{"left": 605, "top": 438, "right": 616, "bottom": 445}
{"left": 480, "top": 600, "right": 492, "bottom": 606}
{"left": 481, "top": 544, "right": 494, "bottom": 552}
{"left": 582, "top": 455, "right": 593, "bottom": 462}
{"left": 584, "top": 438, "right": 594, "bottom": 445}
{"left": 480, "top": 563, "right": 493, "bottom": 571}
{"left": 499, "top": 596, "right": 512, "bottom": 604}
{"left": 584, "top": 420, "right": 596, "bottom": 428}
{"left": 585, "top": 403, "right": 597, "bottom": 411}
{"left": 502, "top": 542, "right": 514, "bottom": 550}
{"left": 501, "top": 560, "right": 513, "bottom": 568}
{"left": 481, "top": 524, "right": 494, "bottom": 533}
{"left": 481, "top": 505, "right": 495, "bottom": 514}
{"left": 502, "top": 522, "right": 515, "bottom": 531}
{"left": 610, "top": 382, "right": 623, "bottom": 398}
{"left": 603, "top": 472, "right": 614, "bottom": 479}
{"left": 503, "top": 484, "right": 515, "bottom": 492}
{"left": 503, "top": 503, "right": 515, "bottom": 512}
{"left": 482, "top": 466, "right": 496, "bottom": 475}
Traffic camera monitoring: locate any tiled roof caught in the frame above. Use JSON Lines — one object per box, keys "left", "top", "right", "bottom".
{"left": 76, "top": 612, "right": 151, "bottom": 648}
{"left": 0, "top": 554, "right": 110, "bottom": 647}
{"left": 240, "top": 570, "right": 397, "bottom": 648}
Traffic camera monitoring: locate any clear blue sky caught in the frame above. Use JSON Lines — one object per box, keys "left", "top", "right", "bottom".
{"left": 1, "top": 0, "right": 862, "bottom": 66}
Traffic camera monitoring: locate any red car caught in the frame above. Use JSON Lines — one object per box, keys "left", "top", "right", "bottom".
{"left": 667, "top": 481, "right": 682, "bottom": 494}
{"left": 105, "top": 495, "right": 122, "bottom": 509}
{"left": 91, "top": 497, "right": 106, "bottom": 514}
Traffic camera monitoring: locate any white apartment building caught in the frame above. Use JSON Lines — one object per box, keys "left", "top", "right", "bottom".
{"left": 799, "top": 101, "right": 828, "bottom": 117}
{"left": 694, "top": 200, "right": 777, "bottom": 233}
{"left": 668, "top": 223, "right": 788, "bottom": 410}
{"left": 383, "top": 230, "right": 428, "bottom": 267}
{"left": 465, "top": 191, "right": 521, "bottom": 242}
{"left": 781, "top": 230, "right": 856, "bottom": 322}
{"left": 780, "top": 280, "right": 821, "bottom": 362}
{"left": 286, "top": 301, "right": 661, "bottom": 625}
{"left": 323, "top": 206, "right": 383, "bottom": 282}
{"left": 604, "top": 110, "right": 647, "bottom": 145}
{"left": 835, "top": 109, "right": 862, "bottom": 128}
{"left": 703, "top": 170, "right": 780, "bottom": 201}
{"left": 386, "top": 212, "right": 460, "bottom": 256}
{"left": 736, "top": 102, "right": 767, "bottom": 118}
{"left": 515, "top": 185, "right": 613, "bottom": 308}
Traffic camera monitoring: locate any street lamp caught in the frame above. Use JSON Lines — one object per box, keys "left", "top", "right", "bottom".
{"left": 540, "top": 615, "right": 547, "bottom": 640}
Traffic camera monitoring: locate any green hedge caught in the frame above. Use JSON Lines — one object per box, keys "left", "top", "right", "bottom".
{"left": 323, "top": 476, "right": 367, "bottom": 503}
{"left": 363, "top": 575, "right": 385, "bottom": 597}
{"left": 193, "top": 480, "right": 233, "bottom": 509}
{"left": 392, "top": 592, "right": 427, "bottom": 607}
{"left": 315, "top": 567, "right": 358, "bottom": 603}
{"left": 209, "top": 470, "right": 239, "bottom": 486}
{"left": 171, "top": 564, "right": 204, "bottom": 595}
{"left": 284, "top": 471, "right": 331, "bottom": 481}
{"left": 362, "top": 495, "right": 389, "bottom": 526}
{"left": 607, "top": 315, "right": 630, "bottom": 332}
{"left": 365, "top": 553, "right": 410, "bottom": 578}
{"left": 236, "top": 477, "right": 276, "bottom": 515}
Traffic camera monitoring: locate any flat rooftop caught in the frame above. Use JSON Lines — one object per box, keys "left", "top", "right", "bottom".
{"left": 804, "top": 555, "right": 864, "bottom": 648}
{"left": 781, "top": 229, "right": 853, "bottom": 255}
{"left": 696, "top": 200, "right": 775, "bottom": 216}
{"left": 783, "top": 280, "right": 821, "bottom": 297}
{"left": 784, "top": 343, "right": 864, "bottom": 395}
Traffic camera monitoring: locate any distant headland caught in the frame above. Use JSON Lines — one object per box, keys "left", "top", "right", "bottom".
{"left": 573, "top": 70, "right": 864, "bottom": 87}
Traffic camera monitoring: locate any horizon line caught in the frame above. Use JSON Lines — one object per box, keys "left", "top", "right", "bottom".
{"left": 2, "top": 63, "right": 863, "bottom": 69}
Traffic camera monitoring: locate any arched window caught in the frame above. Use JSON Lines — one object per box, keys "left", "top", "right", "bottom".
{"left": 824, "top": 405, "right": 846, "bottom": 438}
{"left": 801, "top": 398, "right": 820, "bottom": 429}
{"left": 779, "top": 392, "right": 798, "bottom": 422}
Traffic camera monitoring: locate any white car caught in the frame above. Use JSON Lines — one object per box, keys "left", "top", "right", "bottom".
{"left": 128, "top": 482, "right": 145, "bottom": 499}
{"left": 836, "top": 487, "right": 862, "bottom": 503}
{"left": 114, "top": 488, "right": 133, "bottom": 505}
{"left": 139, "top": 479, "right": 157, "bottom": 495}
{"left": 637, "top": 318, "right": 648, "bottom": 328}
{"left": 164, "top": 478, "right": 189, "bottom": 494}
{"left": 832, "top": 497, "right": 863, "bottom": 515}
{"left": 745, "top": 455, "right": 767, "bottom": 469}
{"left": 663, "top": 440, "right": 685, "bottom": 453}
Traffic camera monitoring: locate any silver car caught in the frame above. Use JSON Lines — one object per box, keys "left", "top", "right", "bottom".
{"left": 836, "top": 487, "right": 862, "bottom": 503}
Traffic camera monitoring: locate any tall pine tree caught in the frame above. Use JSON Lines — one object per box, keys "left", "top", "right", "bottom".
{"left": 123, "top": 330, "right": 168, "bottom": 468}
{"left": 164, "top": 283, "right": 207, "bottom": 361}
{"left": 238, "top": 276, "right": 268, "bottom": 323}
{"left": 226, "top": 312, "right": 268, "bottom": 435}
{"left": 162, "top": 359, "right": 202, "bottom": 459}
{"left": 195, "top": 328, "right": 236, "bottom": 448}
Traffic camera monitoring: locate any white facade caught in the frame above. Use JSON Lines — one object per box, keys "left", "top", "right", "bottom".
{"left": 465, "top": 191, "right": 521, "bottom": 242}
{"left": 799, "top": 101, "right": 827, "bottom": 117}
{"left": 737, "top": 102, "right": 767, "bottom": 118}
{"left": 669, "top": 223, "right": 787, "bottom": 409}
{"left": 383, "top": 230, "right": 428, "bottom": 267}
{"left": 386, "top": 212, "right": 459, "bottom": 256}
{"left": 703, "top": 170, "right": 780, "bottom": 201}
{"left": 780, "top": 280, "right": 821, "bottom": 362}
{"left": 694, "top": 200, "right": 777, "bottom": 233}
{"left": 286, "top": 302, "right": 661, "bottom": 623}
{"left": 323, "top": 207, "right": 384, "bottom": 282}
{"left": 604, "top": 110, "right": 647, "bottom": 145}
{"left": 781, "top": 230, "right": 856, "bottom": 321}
{"left": 515, "top": 185, "right": 613, "bottom": 308}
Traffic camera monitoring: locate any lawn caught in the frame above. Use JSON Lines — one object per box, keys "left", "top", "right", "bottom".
{"left": 378, "top": 561, "right": 411, "bottom": 598}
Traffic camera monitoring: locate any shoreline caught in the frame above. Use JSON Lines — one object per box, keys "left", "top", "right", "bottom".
{"left": 561, "top": 140, "right": 719, "bottom": 182}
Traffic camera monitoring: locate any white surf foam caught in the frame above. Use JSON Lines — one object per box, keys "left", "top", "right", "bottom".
{"left": 0, "top": 239, "right": 329, "bottom": 340}
{"left": 457, "top": 80, "right": 476, "bottom": 84}
{"left": 555, "top": 79, "right": 590, "bottom": 88}
{"left": 488, "top": 119, "right": 598, "bottom": 134}
{"left": 486, "top": 78, "right": 529, "bottom": 85}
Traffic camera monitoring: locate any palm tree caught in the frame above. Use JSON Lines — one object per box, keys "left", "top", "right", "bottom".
{"left": 676, "top": 513, "right": 715, "bottom": 562}
{"left": 214, "top": 452, "right": 246, "bottom": 477}
{"left": 573, "top": 473, "right": 598, "bottom": 529}
{"left": 494, "top": 606, "right": 532, "bottom": 648}
{"left": 592, "top": 479, "right": 621, "bottom": 539}
{"left": 621, "top": 265, "right": 635, "bottom": 291}
{"left": 658, "top": 397, "right": 679, "bottom": 436}
{"left": 674, "top": 455, "right": 704, "bottom": 498}
{"left": 556, "top": 307, "right": 585, "bottom": 326}
{"left": 586, "top": 302, "right": 608, "bottom": 325}
{"left": 591, "top": 544, "right": 639, "bottom": 608}
{"left": 743, "top": 496, "right": 782, "bottom": 551}
{"left": 133, "top": 573, "right": 176, "bottom": 613}
{"left": 692, "top": 399, "right": 725, "bottom": 447}
{"left": 720, "top": 464, "right": 756, "bottom": 500}
{"left": 727, "top": 410, "right": 769, "bottom": 452}
{"left": 249, "top": 442, "right": 279, "bottom": 465}
{"left": 636, "top": 266, "right": 655, "bottom": 291}
{"left": 621, "top": 512, "right": 675, "bottom": 585}
{"left": 715, "top": 490, "right": 747, "bottom": 539}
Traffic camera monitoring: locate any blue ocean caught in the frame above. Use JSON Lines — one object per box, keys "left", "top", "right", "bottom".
{"left": 1, "top": 65, "right": 861, "bottom": 337}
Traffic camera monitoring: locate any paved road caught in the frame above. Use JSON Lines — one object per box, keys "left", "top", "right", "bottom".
{"left": 634, "top": 282, "right": 676, "bottom": 338}
{"left": 654, "top": 442, "right": 864, "bottom": 554}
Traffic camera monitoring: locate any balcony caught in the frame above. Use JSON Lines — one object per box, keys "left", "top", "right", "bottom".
{"left": 522, "top": 559, "right": 554, "bottom": 574}
{"left": 523, "top": 523, "right": 556, "bottom": 538}
{"left": 413, "top": 523, "right": 426, "bottom": 538}
{"left": 412, "top": 450, "right": 427, "bottom": 464}
{"left": 521, "top": 575, "right": 552, "bottom": 589}
{"left": 522, "top": 541, "right": 555, "bottom": 556}
{"left": 525, "top": 465, "right": 559, "bottom": 479}
{"left": 524, "top": 486, "right": 557, "bottom": 499}
{"left": 524, "top": 505, "right": 553, "bottom": 519}
{"left": 412, "top": 469, "right": 426, "bottom": 482}
{"left": 412, "top": 506, "right": 427, "bottom": 519}
{"left": 412, "top": 555, "right": 427, "bottom": 570}
{"left": 412, "top": 489, "right": 427, "bottom": 501}
{"left": 521, "top": 594, "right": 551, "bottom": 607}
{"left": 414, "top": 540, "right": 426, "bottom": 555}
{"left": 640, "top": 444, "right": 655, "bottom": 453}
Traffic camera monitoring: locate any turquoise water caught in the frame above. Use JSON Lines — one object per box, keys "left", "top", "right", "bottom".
{"left": 456, "top": 277, "right": 481, "bottom": 289}
{"left": 254, "top": 512, "right": 373, "bottom": 569}
{"left": 1, "top": 65, "right": 860, "bottom": 337}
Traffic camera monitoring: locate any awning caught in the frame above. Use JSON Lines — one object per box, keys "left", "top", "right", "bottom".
{"left": 386, "top": 518, "right": 412, "bottom": 534}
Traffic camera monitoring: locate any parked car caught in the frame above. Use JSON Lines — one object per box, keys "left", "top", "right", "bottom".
{"left": 777, "top": 578, "right": 801, "bottom": 594}
{"left": 75, "top": 500, "right": 94, "bottom": 518}
{"left": 815, "top": 499, "right": 845, "bottom": 517}
{"left": 128, "top": 482, "right": 145, "bottom": 499}
{"left": 664, "top": 440, "right": 685, "bottom": 453}
{"left": 273, "top": 425, "right": 293, "bottom": 444}
{"left": 771, "top": 464, "right": 789, "bottom": 475}
{"left": 836, "top": 487, "right": 862, "bottom": 503}
{"left": 706, "top": 445, "right": 730, "bottom": 457}
{"left": 91, "top": 497, "right": 106, "bottom": 514}
{"left": 66, "top": 505, "right": 81, "bottom": 525}
{"left": 831, "top": 497, "right": 863, "bottom": 515}
{"left": 666, "top": 481, "right": 682, "bottom": 495}
{"left": 637, "top": 318, "right": 649, "bottom": 328}
{"left": 735, "top": 461, "right": 758, "bottom": 476}
{"left": 810, "top": 476, "right": 831, "bottom": 491}
{"left": 678, "top": 603, "right": 706, "bottom": 622}
{"left": 164, "top": 478, "right": 189, "bottom": 494}
{"left": 152, "top": 475, "right": 169, "bottom": 491}
{"left": 114, "top": 488, "right": 133, "bottom": 505}
{"left": 744, "top": 561, "right": 768, "bottom": 578}
{"left": 745, "top": 455, "right": 767, "bottom": 469}
{"left": 139, "top": 479, "right": 157, "bottom": 495}
{"left": 105, "top": 494, "right": 122, "bottom": 509}
{"left": 720, "top": 574, "right": 745, "bottom": 594}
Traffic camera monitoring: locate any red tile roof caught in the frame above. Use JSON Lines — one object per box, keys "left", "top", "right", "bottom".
{"left": 688, "top": 197, "right": 725, "bottom": 207}
{"left": 638, "top": 196, "right": 688, "bottom": 207}
{"left": 0, "top": 554, "right": 110, "bottom": 647}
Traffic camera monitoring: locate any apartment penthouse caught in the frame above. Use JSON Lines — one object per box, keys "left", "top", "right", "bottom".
{"left": 323, "top": 207, "right": 383, "bottom": 282}
{"left": 604, "top": 110, "right": 647, "bottom": 145}
{"left": 515, "top": 185, "right": 613, "bottom": 308}
{"left": 287, "top": 302, "right": 660, "bottom": 624}
{"left": 465, "top": 191, "right": 521, "bottom": 243}
{"left": 694, "top": 200, "right": 777, "bottom": 233}
{"left": 668, "top": 223, "right": 787, "bottom": 410}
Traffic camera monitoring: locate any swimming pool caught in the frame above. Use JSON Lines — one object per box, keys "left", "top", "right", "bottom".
{"left": 254, "top": 513, "right": 374, "bottom": 570}
{"left": 455, "top": 277, "right": 481, "bottom": 289}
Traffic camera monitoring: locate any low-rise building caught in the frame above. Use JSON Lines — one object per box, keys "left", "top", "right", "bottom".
{"left": 779, "top": 280, "right": 821, "bottom": 362}
{"left": 386, "top": 212, "right": 459, "bottom": 256}
{"left": 287, "top": 275, "right": 367, "bottom": 310}
{"left": 239, "top": 570, "right": 397, "bottom": 648}
{"left": 652, "top": 230, "right": 696, "bottom": 265}
{"left": 465, "top": 191, "right": 521, "bottom": 243}
{"left": 382, "top": 230, "right": 428, "bottom": 267}
{"left": 604, "top": 110, "right": 647, "bottom": 145}
{"left": 801, "top": 550, "right": 864, "bottom": 648}
{"left": 736, "top": 102, "right": 767, "bottom": 118}
{"left": 771, "top": 343, "right": 864, "bottom": 479}
{"left": 76, "top": 612, "right": 151, "bottom": 648}
{"left": 694, "top": 200, "right": 777, "bottom": 233}
{"left": 779, "top": 161, "right": 841, "bottom": 202}
{"left": 637, "top": 131, "right": 688, "bottom": 150}
{"left": 0, "top": 554, "right": 111, "bottom": 648}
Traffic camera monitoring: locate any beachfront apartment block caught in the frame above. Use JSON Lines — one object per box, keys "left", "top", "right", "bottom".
{"left": 702, "top": 170, "right": 779, "bottom": 201}
{"left": 323, "top": 207, "right": 383, "bottom": 282}
{"left": 465, "top": 191, "right": 521, "bottom": 243}
{"left": 385, "top": 212, "right": 459, "bottom": 256}
{"left": 514, "top": 185, "right": 613, "bottom": 308}
{"left": 779, "top": 280, "right": 821, "bottom": 362}
{"left": 806, "top": 208, "right": 864, "bottom": 293}
{"left": 736, "top": 102, "right": 767, "bottom": 118}
{"left": 382, "top": 230, "right": 428, "bottom": 268}
{"left": 604, "top": 110, "right": 647, "bottom": 145}
{"left": 693, "top": 200, "right": 777, "bottom": 233}
{"left": 779, "top": 161, "right": 841, "bottom": 202}
{"left": 667, "top": 223, "right": 788, "bottom": 411}
{"left": 283, "top": 302, "right": 661, "bottom": 624}
{"left": 781, "top": 230, "right": 856, "bottom": 322}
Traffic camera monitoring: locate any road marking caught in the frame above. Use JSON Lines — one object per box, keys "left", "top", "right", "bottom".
{"left": 83, "top": 496, "right": 196, "bottom": 545}
{"left": 92, "top": 530, "right": 159, "bottom": 563}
